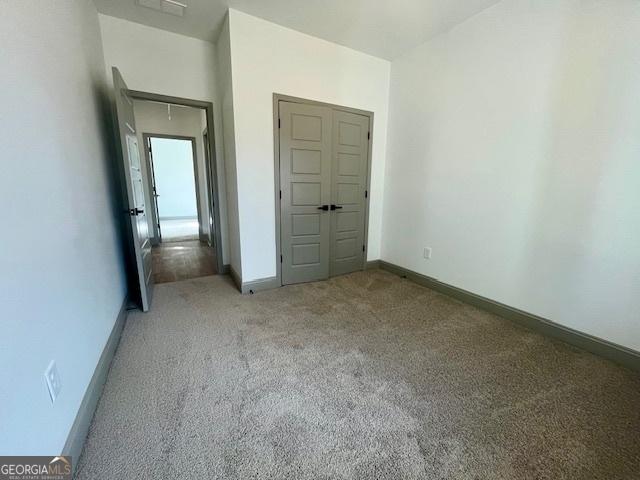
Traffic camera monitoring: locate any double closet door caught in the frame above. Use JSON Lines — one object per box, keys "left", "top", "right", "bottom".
{"left": 279, "top": 100, "right": 370, "bottom": 285}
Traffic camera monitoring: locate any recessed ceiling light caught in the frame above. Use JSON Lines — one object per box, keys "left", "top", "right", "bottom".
{"left": 136, "top": 0, "right": 187, "bottom": 17}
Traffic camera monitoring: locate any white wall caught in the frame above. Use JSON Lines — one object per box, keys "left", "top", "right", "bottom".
{"left": 99, "top": 14, "right": 230, "bottom": 264}
{"left": 133, "top": 101, "right": 209, "bottom": 239}
{"left": 383, "top": 0, "right": 640, "bottom": 351}
{"left": 227, "top": 9, "right": 391, "bottom": 282}
{"left": 0, "top": 0, "right": 127, "bottom": 454}
{"left": 215, "top": 15, "right": 242, "bottom": 275}
{"left": 151, "top": 138, "right": 198, "bottom": 219}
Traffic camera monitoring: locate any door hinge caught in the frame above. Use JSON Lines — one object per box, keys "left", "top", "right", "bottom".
{"left": 365, "top": 190, "right": 368, "bottom": 198}
{"left": 280, "top": 254, "right": 283, "bottom": 263}
{"left": 278, "top": 118, "right": 281, "bottom": 129}
{"left": 279, "top": 189, "right": 282, "bottom": 199}
{"left": 368, "top": 131, "right": 370, "bottom": 140}
{"left": 362, "top": 245, "right": 366, "bottom": 252}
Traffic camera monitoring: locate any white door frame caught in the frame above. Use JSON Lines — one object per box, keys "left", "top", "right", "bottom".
{"left": 143, "top": 133, "right": 203, "bottom": 244}
{"left": 272, "top": 93, "right": 375, "bottom": 287}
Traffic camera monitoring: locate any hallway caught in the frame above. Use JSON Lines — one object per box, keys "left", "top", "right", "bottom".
{"left": 152, "top": 240, "right": 216, "bottom": 284}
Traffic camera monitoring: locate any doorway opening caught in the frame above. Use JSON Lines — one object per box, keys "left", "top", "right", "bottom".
{"left": 143, "top": 133, "right": 216, "bottom": 284}
{"left": 116, "top": 83, "right": 225, "bottom": 313}
{"left": 130, "top": 95, "right": 222, "bottom": 285}
{"left": 147, "top": 136, "right": 200, "bottom": 242}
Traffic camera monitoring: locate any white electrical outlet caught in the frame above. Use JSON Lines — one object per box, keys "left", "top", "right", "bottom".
{"left": 44, "top": 361, "right": 62, "bottom": 404}
{"left": 423, "top": 247, "right": 432, "bottom": 259}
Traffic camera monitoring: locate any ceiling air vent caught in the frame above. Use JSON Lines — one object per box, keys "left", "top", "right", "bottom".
{"left": 137, "top": 0, "right": 187, "bottom": 17}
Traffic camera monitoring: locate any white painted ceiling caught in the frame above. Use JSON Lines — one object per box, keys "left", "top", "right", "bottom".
{"left": 93, "top": 0, "right": 501, "bottom": 60}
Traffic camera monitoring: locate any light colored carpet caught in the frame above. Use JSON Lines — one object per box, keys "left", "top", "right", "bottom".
{"left": 76, "top": 269, "right": 640, "bottom": 479}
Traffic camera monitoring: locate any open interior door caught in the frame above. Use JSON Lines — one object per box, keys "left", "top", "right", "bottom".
{"left": 112, "top": 67, "right": 153, "bottom": 311}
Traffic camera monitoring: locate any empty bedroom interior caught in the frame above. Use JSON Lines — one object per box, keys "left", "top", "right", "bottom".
{"left": 0, "top": 0, "right": 638, "bottom": 479}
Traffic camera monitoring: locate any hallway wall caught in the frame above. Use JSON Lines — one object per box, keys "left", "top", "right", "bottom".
{"left": 0, "top": 0, "right": 127, "bottom": 454}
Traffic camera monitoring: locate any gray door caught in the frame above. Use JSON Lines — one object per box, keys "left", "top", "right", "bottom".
{"left": 329, "top": 110, "right": 370, "bottom": 276}
{"left": 112, "top": 68, "right": 153, "bottom": 311}
{"left": 279, "top": 101, "right": 332, "bottom": 285}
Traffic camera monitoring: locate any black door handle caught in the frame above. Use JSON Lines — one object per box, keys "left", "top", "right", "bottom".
{"left": 129, "top": 207, "right": 144, "bottom": 216}
{"left": 317, "top": 205, "right": 329, "bottom": 211}
{"left": 330, "top": 205, "right": 343, "bottom": 210}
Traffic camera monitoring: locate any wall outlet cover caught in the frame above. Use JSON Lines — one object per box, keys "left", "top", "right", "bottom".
{"left": 44, "top": 360, "right": 62, "bottom": 404}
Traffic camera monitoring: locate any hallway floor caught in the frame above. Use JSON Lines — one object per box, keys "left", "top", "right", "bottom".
{"left": 152, "top": 240, "right": 216, "bottom": 284}
{"left": 76, "top": 270, "right": 640, "bottom": 479}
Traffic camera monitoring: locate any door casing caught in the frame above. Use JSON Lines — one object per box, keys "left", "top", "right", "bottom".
{"left": 273, "top": 93, "right": 374, "bottom": 287}
{"left": 128, "top": 90, "right": 224, "bottom": 275}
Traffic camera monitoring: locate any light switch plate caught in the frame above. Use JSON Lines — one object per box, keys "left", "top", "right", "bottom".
{"left": 44, "top": 361, "right": 62, "bottom": 404}
{"left": 423, "top": 247, "right": 432, "bottom": 259}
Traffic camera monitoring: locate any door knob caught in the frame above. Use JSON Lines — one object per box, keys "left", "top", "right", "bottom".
{"left": 330, "top": 205, "right": 343, "bottom": 210}
{"left": 317, "top": 205, "right": 329, "bottom": 211}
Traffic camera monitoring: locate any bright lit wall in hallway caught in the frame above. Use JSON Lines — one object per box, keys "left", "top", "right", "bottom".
{"left": 382, "top": 0, "right": 640, "bottom": 350}
{"left": 151, "top": 138, "right": 198, "bottom": 219}
{"left": 0, "top": 0, "right": 127, "bottom": 454}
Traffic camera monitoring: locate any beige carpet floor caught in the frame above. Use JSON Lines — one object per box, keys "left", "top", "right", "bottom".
{"left": 76, "top": 269, "right": 640, "bottom": 479}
